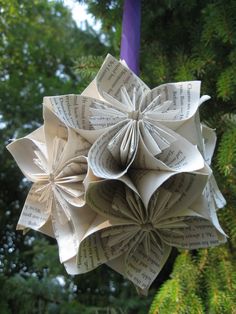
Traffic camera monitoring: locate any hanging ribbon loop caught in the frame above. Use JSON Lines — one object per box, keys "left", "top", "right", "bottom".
{"left": 120, "top": 0, "right": 141, "bottom": 75}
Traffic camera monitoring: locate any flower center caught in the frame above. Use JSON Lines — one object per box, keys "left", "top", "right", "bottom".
{"left": 140, "top": 222, "right": 154, "bottom": 232}
{"left": 128, "top": 110, "right": 142, "bottom": 121}
{"left": 48, "top": 173, "right": 55, "bottom": 184}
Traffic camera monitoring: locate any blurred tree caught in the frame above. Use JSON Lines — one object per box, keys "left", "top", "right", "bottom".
{"left": 0, "top": 0, "right": 105, "bottom": 132}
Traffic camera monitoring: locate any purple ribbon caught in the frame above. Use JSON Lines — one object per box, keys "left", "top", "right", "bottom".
{"left": 120, "top": 0, "right": 141, "bottom": 75}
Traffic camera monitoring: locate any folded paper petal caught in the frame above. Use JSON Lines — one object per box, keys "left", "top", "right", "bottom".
{"left": 85, "top": 178, "right": 139, "bottom": 222}
{"left": 7, "top": 136, "right": 48, "bottom": 182}
{"left": 16, "top": 182, "right": 51, "bottom": 231}
{"left": 76, "top": 215, "right": 121, "bottom": 273}
{"left": 201, "top": 124, "right": 217, "bottom": 165}
{"left": 132, "top": 130, "right": 204, "bottom": 172}
{"left": 140, "top": 81, "right": 203, "bottom": 130}
{"left": 201, "top": 125, "right": 226, "bottom": 209}
{"left": 159, "top": 216, "right": 226, "bottom": 249}
{"left": 129, "top": 167, "right": 210, "bottom": 210}
{"left": 44, "top": 94, "right": 124, "bottom": 131}
{"left": 190, "top": 187, "right": 226, "bottom": 237}
{"left": 88, "top": 121, "right": 138, "bottom": 178}
{"left": 107, "top": 240, "right": 172, "bottom": 291}
{"left": 95, "top": 54, "right": 150, "bottom": 109}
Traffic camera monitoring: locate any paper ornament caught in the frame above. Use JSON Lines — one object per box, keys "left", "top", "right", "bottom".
{"left": 7, "top": 54, "right": 226, "bottom": 294}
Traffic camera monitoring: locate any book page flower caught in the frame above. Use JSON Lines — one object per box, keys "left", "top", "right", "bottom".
{"left": 7, "top": 111, "right": 92, "bottom": 264}
{"left": 43, "top": 54, "right": 208, "bottom": 179}
{"left": 72, "top": 172, "right": 225, "bottom": 292}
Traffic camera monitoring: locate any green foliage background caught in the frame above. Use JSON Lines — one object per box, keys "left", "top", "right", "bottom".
{"left": 0, "top": 0, "right": 236, "bottom": 313}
